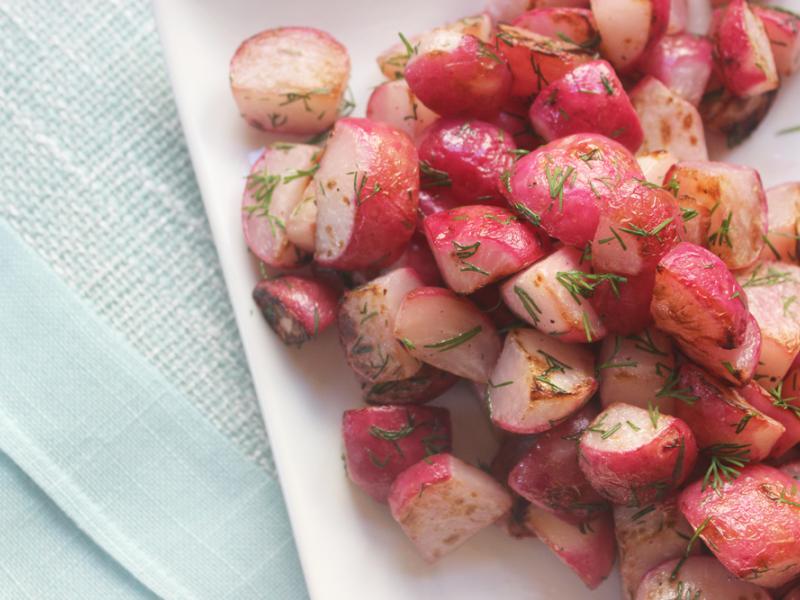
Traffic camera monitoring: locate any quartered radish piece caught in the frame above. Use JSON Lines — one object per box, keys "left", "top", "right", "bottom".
{"left": 338, "top": 267, "right": 424, "bottom": 383}
{"left": 366, "top": 79, "right": 438, "bottom": 140}
{"left": 313, "top": 118, "right": 419, "bottom": 271}
{"left": 740, "top": 381, "right": 800, "bottom": 458}
{"left": 393, "top": 287, "right": 501, "bottom": 383}
{"left": 753, "top": 5, "right": 800, "bottom": 77}
{"left": 578, "top": 403, "right": 697, "bottom": 505}
{"left": 230, "top": 27, "right": 350, "bottom": 134}
{"left": 501, "top": 246, "right": 608, "bottom": 343}
{"left": 713, "top": 0, "right": 779, "bottom": 98}
{"left": 242, "top": 143, "right": 319, "bottom": 267}
{"left": 629, "top": 77, "right": 708, "bottom": 161}
{"left": 388, "top": 453, "right": 512, "bottom": 561}
{"left": 761, "top": 183, "right": 800, "bottom": 263}
{"left": 342, "top": 405, "right": 452, "bottom": 502}
{"left": 252, "top": 275, "right": 339, "bottom": 346}
{"left": 589, "top": 0, "right": 669, "bottom": 72}
{"left": 358, "top": 364, "right": 457, "bottom": 406}
{"left": 674, "top": 363, "right": 785, "bottom": 462}
{"left": 489, "top": 328, "right": 597, "bottom": 434}
{"left": 423, "top": 205, "right": 546, "bottom": 295}
{"left": 524, "top": 507, "right": 616, "bottom": 589}
{"left": 597, "top": 329, "right": 676, "bottom": 414}
{"left": 639, "top": 34, "right": 713, "bottom": 107}
{"left": 635, "top": 556, "right": 769, "bottom": 599}
{"left": 614, "top": 497, "right": 697, "bottom": 600}
{"left": 679, "top": 464, "right": 800, "bottom": 588}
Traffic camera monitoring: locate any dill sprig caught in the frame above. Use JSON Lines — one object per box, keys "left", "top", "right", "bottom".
{"left": 423, "top": 326, "right": 482, "bottom": 352}
{"left": 556, "top": 271, "right": 627, "bottom": 303}
{"left": 702, "top": 443, "right": 750, "bottom": 494}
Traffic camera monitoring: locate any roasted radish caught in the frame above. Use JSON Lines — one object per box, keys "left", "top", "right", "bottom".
{"left": 753, "top": 5, "right": 800, "bottom": 77}
{"left": 489, "top": 328, "right": 597, "bottom": 434}
{"left": 423, "top": 205, "right": 546, "bottom": 294}
{"left": 761, "top": 183, "right": 800, "bottom": 263}
{"left": 513, "top": 8, "right": 598, "bottom": 48}
{"left": 313, "top": 118, "right": 419, "bottom": 270}
{"left": 252, "top": 275, "right": 339, "bottom": 346}
{"left": 342, "top": 406, "right": 452, "bottom": 502}
{"left": 388, "top": 453, "right": 512, "bottom": 561}
{"left": 578, "top": 403, "right": 698, "bottom": 506}
{"left": 636, "top": 150, "right": 677, "bottom": 187}
{"left": 338, "top": 268, "right": 424, "bottom": 383}
{"left": 242, "top": 143, "right": 319, "bottom": 267}
{"left": 639, "top": 34, "right": 713, "bottom": 107}
{"left": 590, "top": 270, "right": 657, "bottom": 335}
{"left": 701, "top": 87, "right": 777, "bottom": 148}
{"left": 635, "top": 556, "right": 769, "bottom": 599}
{"left": 285, "top": 179, "right": 317, "bottom": 254}
{"left": 590, "top": 0, "right": 669, "bottom": 72}
{"left": 366, "top": 79, "right": 438, "bottom": 140}
{"left": 739, "top": 381, "right": 800, "bottom": 458}
{"left": 393, "top": 287, "right": 502, "bottom": 382}
{"left": 359, "top": 364, "right": 457, "bottom": 406}
{"left": 679, "top": 464, "right": 800, "bottom": 588}
{"left": 230, "top": 27, "right": 350, "bottom": 134}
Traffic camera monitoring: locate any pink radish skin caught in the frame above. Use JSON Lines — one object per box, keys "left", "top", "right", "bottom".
{"left": 665, "top": 161, "right": 768, "bottom": 271}
{"left": 490, "top": 104, "right": 541, "bottom": 151}
{"left": 252, "top": 275, "right": 339, "bottom": 346}
{"left": 740, "top": 263, "right": 800, "bottom": 385}
{"left": 590, "top": 0, "right": 670, "bottom": 72}
{"left": 359, "top": 364, "right": 458, "bottom": 406}
{"left": 639, "top": 34, "right": 713, "bottom": 107}
{"left": 740, "top": 381, "right": 800, "bottom": 458}
{"left": 495, "top": 24, "right": 595, "bottom": 99}
{"left": 508, "top": 404, "right": 608, "bottom": 520}
{"left": 785, "top": 588, "right": 800, "bottom": 600}
{"left": 393, "top": 287, "right": 502, "bottom": 383}
{"left": 674, "top": 363, "right": 785, "bottom": 462}
{"left": 635, "top": 556, "right": 769, "bottom": 599}
{"left": 342, "top": 406, "right": 452, "bottom": 502}
{"left": 713, "top": 0, "right": 779, "bottom": 98}
{"left": 524, "top": 507, "right": 616, "bottom": 589}
{"left": 285, "top": 179, "right": 317, "bottom": 254}
{"left": 405, "top": 31, "right": 512, "bottom": 120}
{"left": 591, "top": 179, "right": 684, "bottom": 277}
{"left": 383, "top": 234, "right": 443, "bottom": 288}
{"left": 423, "top": 205, "right": 546, "bottom": 294}
{"left": 376, "top": 15, "right": 493, "bottom": 81}
{"left": 753, "top": 5, "right": 800, "bottom": 77}
{"left": 761, "top": 183, "right": 800, "bottom": 263}
{"left": 637, "top": 150, "right": 677, "bottom": 187}
{"left": 614, "top": 497, "right": 697, "bottom": 600}
{"left": 242, "top": 143, "right": 319, "bottom": 267}
{"left": 338, "top": 268, "right": 424, "bottom": 383}
{"left": 366, "top": 79, "right": 438, "bottom": 140}
{"left": 417, "top": 119, "right": 517, "bottom": 206}
{"left": 417, "top": 189, "right": 464, "bottom": 226}
{"left": 598, "top": 330, "right": 676, "bottom": 414}
{"left": 513, "top": 8, "right": 598, "bottom": 47}
{"left": 488, "top": 436, "right": 537, "bottom": 539}
{"left": 591, "top": 271, "right": 656, "bottom": 335}
{"left": 488, "top": 0, "right": 590, "bottom": 23}
{"left": 501, "top": 246, "right": 608, "bottom": 343}
{"left": 679, "top": 464, "right": 800, "bottom": 588}
{"left": 313, "top": 118, "right": 419, "bottom": 271}
{"left": 629, "top": 76, "right": 708, "bottom": 161}
{"left": 489, "top": 328, "right": 597, "bottom": 434}
{"left": 579, "top": 403, "right": 698, "bottom": 506}
{"left": 230, "top": 27, "right": 350, "bottom": 134}
{"left": 388, "top": 453, "right": 513, "bottom": 562}
{"left": 529, "top": 60, "right": 644, "bottom": 153}
{"left": 504, "top": 133, "right": 642, "bottom": 247}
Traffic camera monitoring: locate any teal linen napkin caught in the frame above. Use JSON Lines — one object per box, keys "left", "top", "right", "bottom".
{"left": 0, "top": 220, "right": 307, "bottom": 599}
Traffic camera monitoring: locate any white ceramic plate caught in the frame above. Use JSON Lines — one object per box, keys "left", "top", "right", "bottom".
{"left": 154, "top": 1, "right": 800, "bottom": 598}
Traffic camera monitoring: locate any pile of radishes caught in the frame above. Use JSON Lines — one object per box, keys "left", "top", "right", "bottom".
{"left": 230, "top": 0, "right": 800, "bottom": 596}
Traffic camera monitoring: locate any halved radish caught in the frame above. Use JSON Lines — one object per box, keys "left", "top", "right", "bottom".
{"left": 712, "top": 0, "right": 779, "bottom": 98}
{"left": 393, "top": 287, "right": 502, "bottom": 382}
{"left": 252, "top": 275, "right": 339, "bottom": 346}
{"left": 338, "top": 268, "right": 424, "bottom": 383}
{"left": 597, "top": 329, "right": 676, "bottom": 414}
{"left": 285, "top": 179, "right": 317, "bottom": 253}
{"left": 405, "top": 30, "right": 512, "bottom": 119}
{"left": 342, "top": 406, "right": 452, "bottom": 502}
{"left": 313, "top": 118, "right": 419, "bottom": 271}
{"left": 242, "top": 143, "right": 319, "bottom": 267}
{"left": 501, "top": 246, "right": 609, "bottom": 343}
{"left": 388, "top": 453, "right": 512, "bottom": 562}
{"left": 674, "top": 363, "right": 784, "bottom": 461}
{"left": 753, "top": 5, "right": 800, "bottom": 77}
{"left": 489, "top": 0, "right": 591, "bottom": 23}
{"left": 529, "top": 60, "right": 644, "bottom": 153}
{"left": 761, "top": 183, "right": 800, "bottom": 263}
{"left": 635, "top": 556, "right": 769, "bottom": 599}
{"left": 489, "top": 328, "right": 596, "bottom": 434}
{"left": 579, "top": 403, "right": 698, "bottom": 505}
{"left": 513, "top": 8, "right": 599, "bottom": 48}
{"left": 639, "top": 34, "right": 713, "bottom": 107}
{"left": 230, "top": 27, "right": 350, "bottom": 134}
{"left": 359, "top": 364, "right": 458, "bottom": 406}
{"left": 629, "top": 76, "right": 708, "bottom": 161}
{"left": 366, "top": 79, "right": 438, "bottom": 140}
{"left": 589, "top": 0, "right": 670, "bottom": 72}
{"left": 524, "top": 507, "right": 616, "bottom": 589}
{"left": 423, "top": 205, "right": 546, "bottom": 294}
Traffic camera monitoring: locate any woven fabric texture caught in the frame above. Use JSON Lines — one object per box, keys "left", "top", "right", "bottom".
{"left": 0, "top": 0, "right": 272, "bottom": 471}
